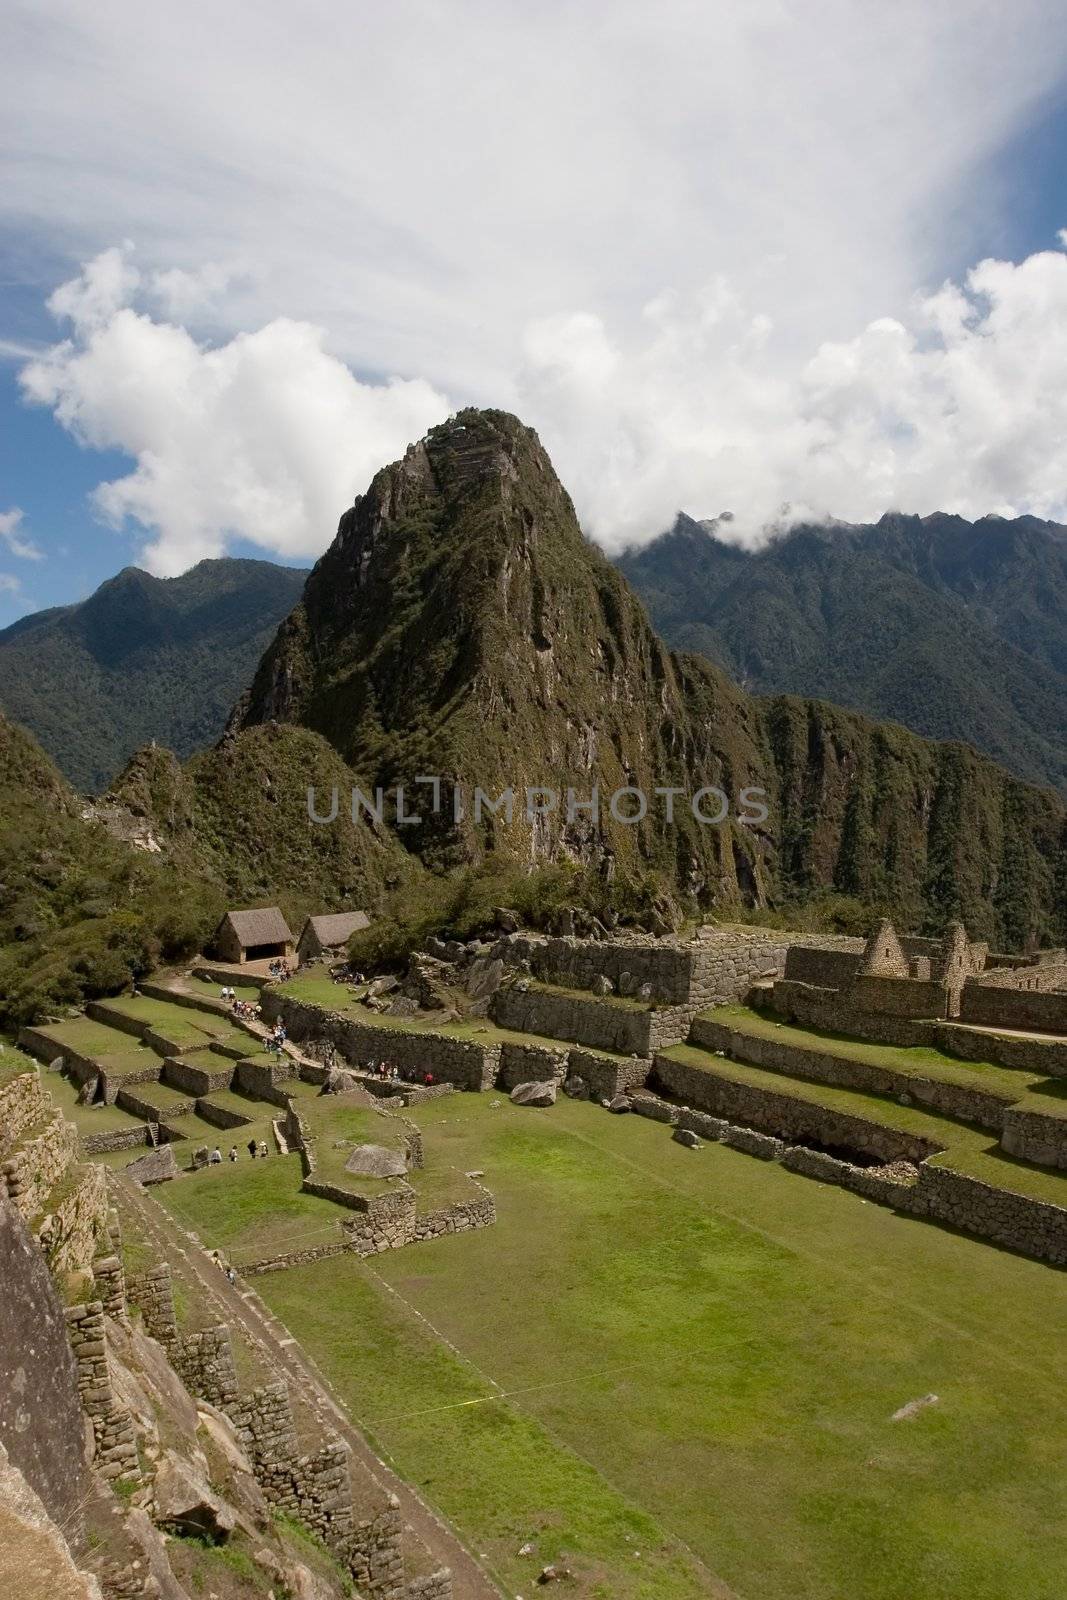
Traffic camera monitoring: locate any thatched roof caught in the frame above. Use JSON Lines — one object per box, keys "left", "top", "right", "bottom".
{"left": 302, "top": 911, "right": 370, "bottom": 947}
{"left": 220, "top": 906, "right": 293, "bottom": 947}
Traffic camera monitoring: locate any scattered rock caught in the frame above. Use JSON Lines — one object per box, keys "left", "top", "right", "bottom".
{"left": 562, "top": 1075, "right": 588, "bottom": 1100}
{"left": 125, "top": 1145, "right": 178, "bottom": 1186}
{"left": 510, "top": 1081, "right": 557, "bottom": 1108}
{"left": 537, "top": 1565, "right": 573, "bottom": 1584}
{"left": 518, "top": 1541, "right": 535, "bottom": 1557}
{"left": 608, "top": 1095, "right": 631, "bottom": 1114}
{"left": 495, "top": 907, "right": 520, "bottom": 932}
{"left": 192, "top": 1145, "right": 210, "bottom": 1170}
{"left": 891, "top": 1393, "right": 939, "bottom": 1422}
{"left": 343, "top": 1144, "right": 409, "bottom": 1178}
{"left": 673, "top": 1127, "right": 702, "bottom": 1149}
{"left": 635, "top": 982, "right": 653, "bottom": 1002}
{"left": 617, "top": 970, "right": 637, "bottom": 996}
{"left": 366, "top": 974, "right": 399, "bottom": 999}
{"left": 591, "top": 974, "right": 613, "bottom": 996}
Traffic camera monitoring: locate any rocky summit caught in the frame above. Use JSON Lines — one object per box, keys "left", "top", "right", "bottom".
{"left": 238, "top": 408, "right": 1067, "bottom": 947}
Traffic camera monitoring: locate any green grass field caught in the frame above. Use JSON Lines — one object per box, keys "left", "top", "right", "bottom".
{"left": 157, "top": 1091, "right": 1067, "bottom": 1600}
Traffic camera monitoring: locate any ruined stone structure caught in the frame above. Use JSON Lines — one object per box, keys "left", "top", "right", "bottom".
{"left": 778, "top": 918, "right": 1067, "bottom": 1031}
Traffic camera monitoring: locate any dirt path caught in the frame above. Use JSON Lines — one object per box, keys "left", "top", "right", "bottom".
{"left": 113, "top": 1172, "right": 503, "bottom": 1600}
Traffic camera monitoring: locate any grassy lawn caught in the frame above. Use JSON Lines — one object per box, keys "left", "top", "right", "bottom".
{"left": 31, "top": 1016, "right": 158, "bottom": 1059}
{"left": 253, "top": 1095, "right": 1067, "bottom": 1600}
{"left": 156, "top": 1150, "right": 344, "bottom": 1265}
{"left": 0, "top": 1042, "right": 36, "bottom": 1088}
{"left": 710, "top": 1004, "right": 1044, "bottom": 1100}
{"left": 186, "top": 974, "right": 262, "bottom": 1004}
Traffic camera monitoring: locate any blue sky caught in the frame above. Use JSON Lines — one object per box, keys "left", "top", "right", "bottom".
{"left": 3, "top": 1, "right": 1067, "bottom": 623}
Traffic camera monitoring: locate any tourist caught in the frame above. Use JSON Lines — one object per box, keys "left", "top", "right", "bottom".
{"left": 209, "top": 1147, "right": 222, "bottom": 1165}
{"left": 226, "top": 1266, "right": 237, "bottom": 1286}
{"left": 391, "top": 1065, "right": 400, "bottom": 1081}
{"left": 247, "top": 1138, "right": 258, "bottom": 1159}
{"left": 258, "top": 1139, "right": 269, "bottom": 1158}
{"left": 424, "top": 1070, "right": 435, "bottom": 1086}
{"left": 228, "top": 1145, "right": 238, "bottom": 1162}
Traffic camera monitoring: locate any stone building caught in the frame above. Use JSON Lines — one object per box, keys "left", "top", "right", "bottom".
{"left": 782, "top": 918, "right": 988, "bottom": 1022}
{"left": 297, "top": 910, "right": 370, "bottom": 963}
{"left": 211, "top": 906, "right": 294, "bottom": 965}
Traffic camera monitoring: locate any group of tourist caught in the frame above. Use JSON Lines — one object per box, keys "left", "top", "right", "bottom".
{"left": 331, "top": 962, "right": 364, "bottom": 985}
{"left": 207, "top": 1138, "right": 270, "bottom": 1164}
{"left": 265, "top": 1020, "right": 288, "bottom": 1055}
{"left": 268, "top": 957, "right": 294, "bottom": 980}
{"left": 219, "top": 986, "right": 262, "bottom": 1023}
{"left": 373, "top": 1059, "right": 436, "bottom": 1087}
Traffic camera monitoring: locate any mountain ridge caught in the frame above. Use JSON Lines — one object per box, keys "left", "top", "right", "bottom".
{"left": 618, "top": 511, "right": 1067, "bottom": 795}
{"left": 0, "top": 556, "right": 308, "bottom": 792}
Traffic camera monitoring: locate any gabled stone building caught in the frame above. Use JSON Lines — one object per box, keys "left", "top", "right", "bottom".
{"left": 297, "top": 910, "right": 371, "bottom": 963}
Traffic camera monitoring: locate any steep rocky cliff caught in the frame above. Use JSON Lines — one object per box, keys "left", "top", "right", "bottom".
{"left": 238, "top": 410, "right": 1067, "bottom": 947}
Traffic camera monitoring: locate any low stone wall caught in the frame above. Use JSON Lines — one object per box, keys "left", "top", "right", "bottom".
{"left": 192, "top": 961, "right": 273, "bottom": 991}
{"left": 780, "top": 1144, "right": 919, "bottom": 1205}
{"left": 909, "top": 1162, "right": 1067, "bottom": 1265}
{"left": 495, "top": 1040, "right": 569, "bottom": 1090}
{"left": 932, "top": 1022, "right": 1067, "bottom": 1079}
{"left": 783, "top": 944, "right": 864, "bottom": 988}
{"left": 568, "top": 1048, "right": 651, "bottom": 1100}
{"left": 412, "top": 1188, "right": 496, "bottom": 1242}
{"left": 195, "top": 1097, "right": 255, "bottom": 1130}
{"left": 691, "top": 1015, "right": 1012, "bottom": 1132}
{"left": 162, "top": 1055, "right": 235, "bottom": 1096}
{"left": 262, "top": 992, "right": 496, "bottom": 1090}
{"left": 234, "top": 1057, "right": 299, "bottom": 1102}
{"left": 960, "top": 982, "right": 1067, "bottom": 1035}
{"left": 651, "top": 1052, "right": 941, "bottom": 1164}
{"left": 116, "top": 1086, "right": 196, "bottom": 1121}
{"left": 0, "top": 1066, "right": 46, "bottom": 1156}
{"left": 491, "top": 983, "right": 687, "bottom": 1056}
{"left": 80, "top": 1124, "right": 151, "bottom": 1156}
{"left": 1000, "top": 1106, "right": 1067, "bottom": 1171}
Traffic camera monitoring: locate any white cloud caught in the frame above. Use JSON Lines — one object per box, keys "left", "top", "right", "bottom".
{"left": 5, "top": 3, "right": 1067, "bottom": 561}
{"left": 521, "top": 236, "right": 1067, "bottom": 547}
{"left": 19, "top": 253, "right": 450, "bottom": 574}
{"left": 0, "top": 509, "right": 43, "bottom": 561}
{"left": 0, "top": 574, "right": 20, "bottom": 594}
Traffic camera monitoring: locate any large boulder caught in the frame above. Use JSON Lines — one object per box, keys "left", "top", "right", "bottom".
{"left": 321, "top": 1067, "right": 364, "bottom": 1096}
{"left": 510, "top": 1081, "right": 557, "bottom": 1108}
{"left": 608, "top": 1094, "right": 632, "bottom": 1114}
{"left": 343, "top": 1144, "right": 408, "bottom": 1178}
{"left": 467, "top": 955, "right": 505, "bottom": 1002}
{"left": 124, "top": 1146, "right": 178, "bottom": 1186}
{"left": 494, "top": 906, "right": 520, "bottom": 933}
{"left": 152, "top": 1448, "right": 237, "bottom": 1542}
{"left": 562, "top": 1075, "right": 588, "bottom": 1099}
{"left": 591, "top": 974, "right": 613, "bottom": 996}
{"left": 673, "top": 1127, "right": 702, "bottom": 1149}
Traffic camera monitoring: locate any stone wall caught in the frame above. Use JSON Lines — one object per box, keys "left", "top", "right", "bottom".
{"left": 160, "top": 1055, "right": 235, "bottom": 1096}
{"left": 690, "top": 1015, "right": 1014, "bottom": 1133}
{"left": 2, "top": 1110, "right": 79, "bottom": 1225}
{"left": 568, "top": 1048, "right": 651, "bottom": 1100}
{"left": 999, "top": 1106, "right": 1067, "bottom": 1171}
{"left": 262, "top": 993, "right": 496, "bottom": 1090}
{"left": 931, "top": 1022, "right": 1067, "bottom": 1079}
{"left": 767, "top": 979, "right": 935, "bottom": 1046}
{"left": 960, "top": 981, "right": 1067, "bottom": 1035}
{"left": 783, "top": 944, "right": 864, "bottom": 988}
{"left": 848, "top": 974, "right": 949, "bottom": 1020}
{"left": 651, "top": 1051, "right": 941, "bottom": 1164}
{"left": 502, "top": 927, "right": 797, "bottom": 1005}
{"left": 80, "top": 1125, "right": 151, "bottom": 1157}
{"left": 908, "top": 1162, "right": 1067, "bottom": 1265}
{"left": 116, "top": 1086, "right": 195, "bottom": 1121}
{"left": 490, "top": 983, "right": 688, "bottom": 1056}
{"left": 65, "top": 1302, "right": 141, "bottom": 1484}
{"left": 37, "top": 1162, "right": 109, "bottom": 1278}
{"left": 0, "top": 1065, "right": 47, "bottom": 1154}
{"left": 495, "top": 1041, "right": 569, "bottom": 1090}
